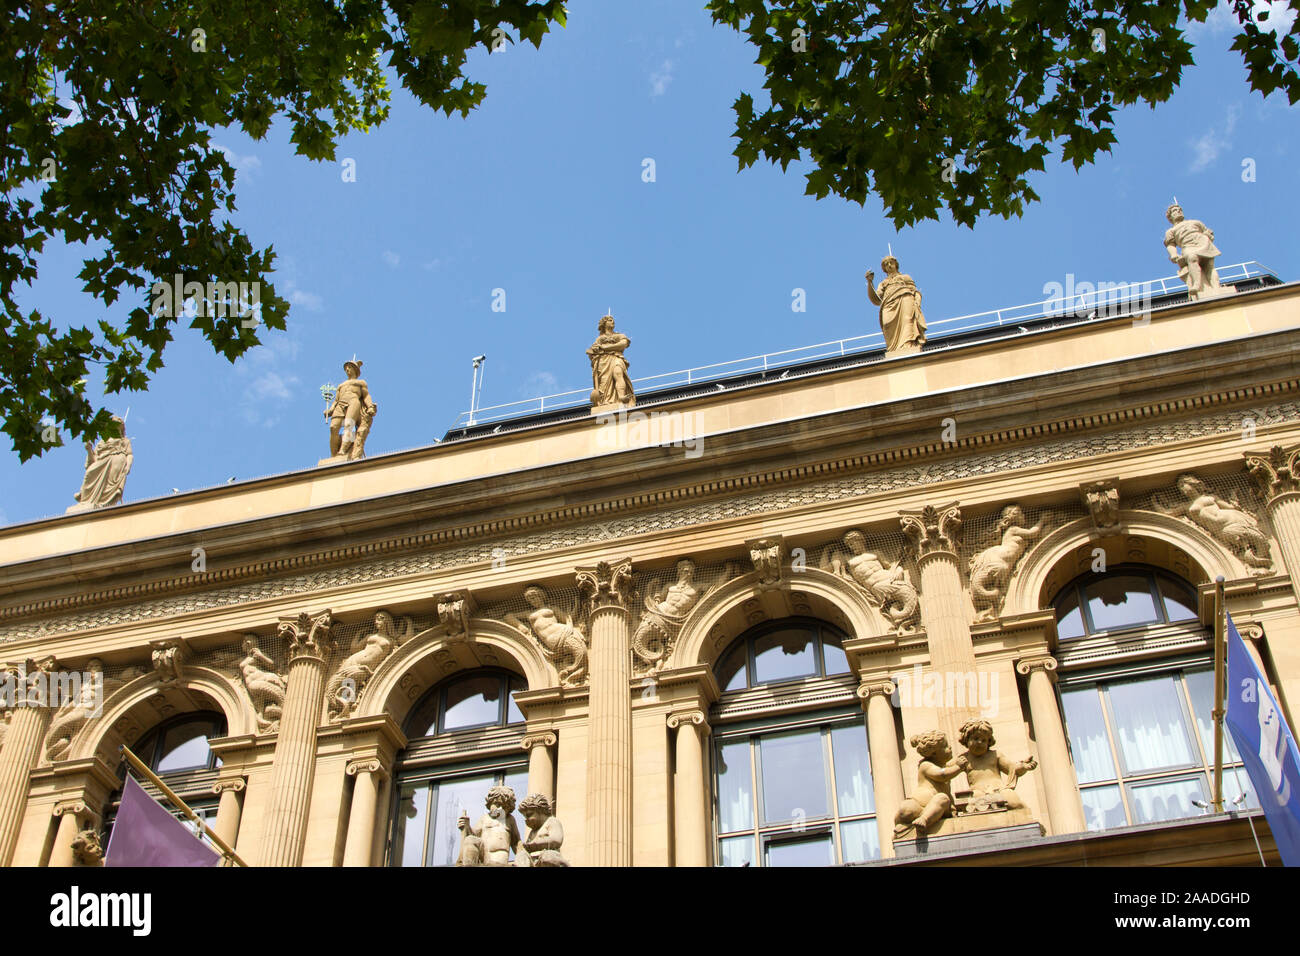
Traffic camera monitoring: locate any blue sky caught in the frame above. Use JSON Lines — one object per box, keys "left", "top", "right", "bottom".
{"left": 3, "top": 1, "right": 1298, "bottom": 527}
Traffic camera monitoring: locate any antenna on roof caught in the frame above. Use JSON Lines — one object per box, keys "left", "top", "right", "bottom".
{"left": 469, "top": 355, "right": 487, "bottom": 427}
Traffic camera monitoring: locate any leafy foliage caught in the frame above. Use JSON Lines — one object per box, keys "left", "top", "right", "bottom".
{"left": 706, "top": 1, "right": 1300, "bottom": 227}
{"left": 0, "top": 0, "right": 565, "bottom": 460}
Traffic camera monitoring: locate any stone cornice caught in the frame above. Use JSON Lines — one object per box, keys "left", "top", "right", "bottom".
{"left": 6, "top": 388, "right": 1300, "bottom": 647}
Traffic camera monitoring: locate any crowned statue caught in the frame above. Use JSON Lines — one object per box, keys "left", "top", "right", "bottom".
{"left": 1163, "top": 202, "right": 1228, "bottom": 301}
{"left": 866, "top": 255, "right": 927, "bottom": 355}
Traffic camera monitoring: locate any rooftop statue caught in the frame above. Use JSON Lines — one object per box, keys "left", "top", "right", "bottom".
{"left": 587, "top": 313, "right": 635, "bottom": 410}
{"left": 322, "top": 359, "right": 377, "bottom": 463}
{"left": 67, "top": 415, "right": 132, "bottom": 512}
{"left": 1163, "top": 202, "right": 1226, "bottom": 301}
{"left": 866, "top": 256, "right": 927, "bottom": 355}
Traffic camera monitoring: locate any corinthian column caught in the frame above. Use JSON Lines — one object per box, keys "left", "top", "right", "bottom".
{"left": 257, "top": 609, "right": 334, "bottom": 867}
{"left": 900, "top": 502, "right": 978, "bottom": 743}
{"left": 857, "top": 680, "right": 903, "bottom": 858}
{"left": 667, "top": 710, "right": 709, "bottom": 867}
{"left": 1016, "top": 656, "right": 1086, "bottom": 835}
{"left": 1245, "top": 445, "right": 1300, "bottom": 580}
{"left": 576, "top": 558, "right": 634, "bottom": 867}
{"left": 0, "top": 659, "right": 56, "bottom": 866}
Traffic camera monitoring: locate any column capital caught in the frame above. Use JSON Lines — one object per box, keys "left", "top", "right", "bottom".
{"left": 899, "top": 502, "right": 963, "bottom": 556}
{"left": 856, "top": 680, "right": 897, "bottom": 701}
{"left": 345, "top": 757, "right": 387, "bottom": 781}
{"left": 576, "top": 557, "right": 635, "bottom": 611}
{"left": 212, "top": 776, "right": 247, "bottom": 795}
{"left": 1016, "top": 655, "right": 1059, "bottom": 679}
{"left": 521, "top": 731, "right": 558, "bottom": 751}
{"left": 667, "top": 709, "right": 708, "bottom": 732}
{"left": 277, "top": 609, "right": 335, "bottom": 663}
{"left": 1245, "top": 444, "right": 1300, "bottom": 500}
{"left": 52, "top": 799, "right": 88, "bottom": 818}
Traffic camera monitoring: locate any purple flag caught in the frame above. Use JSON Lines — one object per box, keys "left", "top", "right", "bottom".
{"left": 104, "top": 775, "right": 221, "bottom": 867}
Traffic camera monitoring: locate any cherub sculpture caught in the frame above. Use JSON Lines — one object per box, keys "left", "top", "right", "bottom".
{"left": 516, "top": 792, "right": 569, "bottom": 867}
{"left": 456, "top": 786, "right": 523, "bottom": 866}
{"left": 894, "top": 730, "right": 964, "bottom": 837}
{"left": 968, "top": 505, "right": 1045, "bottom": 621}
{"left": 955, "top": 719, "right": 1037, "bottom": 812}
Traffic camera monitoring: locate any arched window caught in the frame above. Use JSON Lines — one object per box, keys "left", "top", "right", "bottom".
{"left": 389, "top": 669, "right": 528, "bottom": 867}
{"left": 1050, "top": 568, "right": 1258, "bottom": 830}
{"left": 1052, "top": 564, "right": 1198, "bottom": 640}
{"left": 710, "top": 619, "right": 877, "bottom": 866}
{"left": 108, "top": 711, "right": 227, "bottom": 838}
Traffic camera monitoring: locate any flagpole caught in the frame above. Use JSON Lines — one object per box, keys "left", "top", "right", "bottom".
{"left": 1212, "top": 576, "right": 1226, "bottom": 813}
{"left": 119, "top": 745, "right": 247, "bottom": 867}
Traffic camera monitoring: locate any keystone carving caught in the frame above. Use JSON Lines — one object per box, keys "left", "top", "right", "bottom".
{"left": 746, "top": 536, "right": 785, "bottom": 588}
{"left": 1079, "top": 479, "right": 1121, "bottom": 531}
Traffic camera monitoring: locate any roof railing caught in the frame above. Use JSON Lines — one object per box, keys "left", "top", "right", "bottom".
{"left": 451, "top": 261, "right": 1277, "bottom": 430}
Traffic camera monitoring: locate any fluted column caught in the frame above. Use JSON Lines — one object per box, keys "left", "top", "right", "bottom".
{"left": 667, "top": 710, "right": 709, "bottom": 867}
{"left": 1017, "top": 656, "right": 1086, "bottom": 835}
{"left": 342, "top": 757, "right": 386, "bottom": 867}
{"left": 211, "top": 777, "right": 246, "bottom": 855}
{"left": 1245, "top": 445, "right": 1300, "bottom": 580}
{"left": 49, "top": 799, "right": 89, "bottom": 868}
{"left": 900, "top": 502, "right": 978, "bottom": 743}
{"left": 577, "top": 558, "right": 634, "bottom": 867}
{"left": 857, "top": 680, "right": 904, "bottom": 858}
{"left": 522, "top": 732, "right": 557, "bottom": 801}
{"left": 0, "top": 659, "right": 55, "bottom": 866}
{"left": 257, "top": 609, "right": 334, "bottom": 867}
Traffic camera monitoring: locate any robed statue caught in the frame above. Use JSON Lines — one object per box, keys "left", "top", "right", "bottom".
{"left": 866, "top": 256, "right": 927, "bottom": 355}
{"left": 1163, "top": 202, "right": 1226, "bottom": 301}
{"left": 68, "top": 415, "right": 133, "bottom": 512}
{"left": 587, "top": 314, "right": 635, "bottom": 409}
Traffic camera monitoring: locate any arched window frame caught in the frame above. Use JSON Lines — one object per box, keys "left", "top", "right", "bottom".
{"left": 1051, "top": 563, "right": 1199, "bottom": 641}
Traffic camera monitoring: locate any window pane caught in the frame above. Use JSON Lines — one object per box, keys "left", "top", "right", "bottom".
{"left": 718, "top": 835, "right": 755, "bottom": 867}
{"left": 1106, "top": 676, "right": 1197, "bottom": 774}
{"left": 393, "top": 783, "right": 429, "bottom": 868}
{"left": 715, "top": 643, "right": 748, "bottom": 692}
{"left": 1056, "top": 587, "right": 1086, "bottom": 640}
{"left": 1079, "top": 784, "right": 1127, "bottom": 832}
{"left": 506, "top": 677, "right": 526, "bottom": 725}
{"left": 716, "top": 740, "right": 754, "bottom": 833}
{"left": 1158, "top": 576, "right": 1199, "bottom": 622}
{"left": 759, "top": 729, "right": 828, "bottom": 823}
{"left": 405, "top": 694, "right": 441, "bottom": 739}
{"left": 1127, "top": 775, "right": 1207, "bottom": 825}
{"left": 428, "top": 773, "right": 498, "bottom": 866}
{"left": 839, "top": 819, "right": 880, "bottom": 863}
{"left": 1184, "top": 669, "right": 1241, "bottom": 762}
{"left": 1083, "top": 575, "right": 1159, "bottom": 631}
{"left": 156, "top": 720, "right": 216, "bottom": 773}
{"left": 830, "top": 724, "right": 875, "bottom": 815}
{"left": 752, "top": 629, "right": 817, "bottom": 684}
{"left": 764, "top": 832, "right": 834, "bottom": 867}
{"left": 821, "top": 630, "right": 850, "bottom": 676}
{"left": 1060, "top": 686, "right": 1116, "bottom": 783}
{"left": 442, "top": 676, "right": 504, "bottom": 731}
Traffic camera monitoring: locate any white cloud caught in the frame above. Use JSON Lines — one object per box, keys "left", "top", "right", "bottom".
{"left": 213, "top": 144, "right": 262, "bottom": 181}
{"left": 286, "top": 284, "right": 324, "bottom": 312}
{"left": 521, "top": 371, "right": 560, "bottom": 397}
{"left": 1189, "top": 104, "right": 1239, "bottom": 172}
{"left": 422, "top": 258, "right": 443, "bottom": 272}
{"left": 382, "top": 250, "right": 401, "bottom": 269}
{"left": 649, "top": 60, "right": 675, "bottom": 98}
{"left": 1188, "top": 1, "right": 1296, "bottom": 37}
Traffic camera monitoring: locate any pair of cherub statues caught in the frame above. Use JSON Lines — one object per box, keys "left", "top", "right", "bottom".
{"left": 894, "top": 719, "right": 1038, "bottom": 837}
{"left": 455, "top": 787, "right": 569, "bottom": 867}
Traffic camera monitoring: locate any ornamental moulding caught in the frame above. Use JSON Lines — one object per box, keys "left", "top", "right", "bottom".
{"left": 4, "top": 392, "right": 1300, "bottom": 643}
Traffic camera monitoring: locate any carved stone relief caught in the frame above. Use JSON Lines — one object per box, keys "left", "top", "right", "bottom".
{"left": 967, "top": 504, "right": 1047, "bottom": 622}
{"left": 1153, "top": 473, "right": 1273, "bottom": 573}
{"left": 821, "top": 529, "right": 919, "bottom": 633}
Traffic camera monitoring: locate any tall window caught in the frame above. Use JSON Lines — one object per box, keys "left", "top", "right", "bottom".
{"left": 389, "top": 669, "right": 527, "bottom": 867}
{"left": 109, "top": 711, "right": 226, "bottom": 837}
{"left": 711, "top": 619, "right": 877, "bottom": 866}
{"left": 1051, "top": 567, "right": 1256, "bottom": 830}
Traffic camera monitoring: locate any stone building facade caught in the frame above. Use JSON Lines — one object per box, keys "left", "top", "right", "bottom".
{"left": 0, "top": 276, "right": 1296, "bottom": 866}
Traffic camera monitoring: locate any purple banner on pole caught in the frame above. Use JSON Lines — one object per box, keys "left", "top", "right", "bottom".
{"left": 104, "top": 775, "right": 221, "bottom": 867}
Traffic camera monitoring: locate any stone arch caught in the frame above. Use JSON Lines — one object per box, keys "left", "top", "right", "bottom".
{"left": 362, "top": 619, "right": 552, "bottom": 728}
{"left": 1005, "top": 511, "right": 1243, "bottom": 616}
{"left": 671, "top": 568, "right": 888, "bottom": 671}
{"left": 65, "top": 666, "right": 252, "bottom": 767}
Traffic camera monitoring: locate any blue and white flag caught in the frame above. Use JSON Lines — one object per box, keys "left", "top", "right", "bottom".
{"left": 1224, "top": 613, "right": 1300, "bottom": 866}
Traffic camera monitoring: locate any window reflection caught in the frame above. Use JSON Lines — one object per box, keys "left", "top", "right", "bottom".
{"left": 1053, "top": 566, "right": 1202, "bottom": 640}
{"left": 752, "top": 630, "right": 817, "bottom": 684}
{"left": 714, "top": 619, "right": 854, "bottom": 691}
{"left": 404, "top": 670, "right": 525, "bottom": 738}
